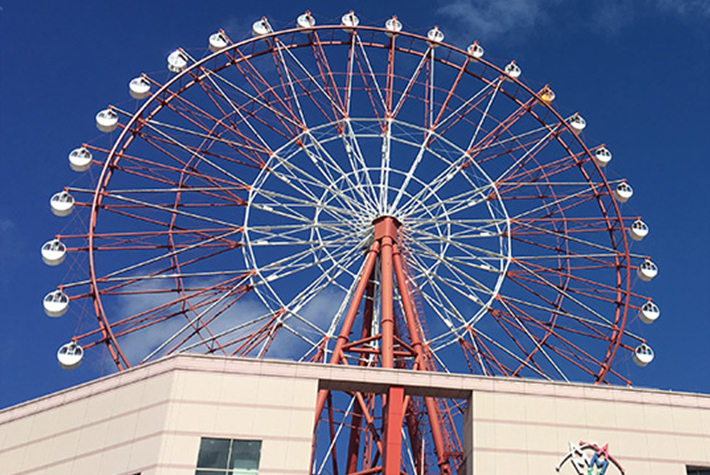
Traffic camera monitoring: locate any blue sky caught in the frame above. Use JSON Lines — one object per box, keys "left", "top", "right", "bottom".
{"left": 1, "top": 0, "right": 708, "bottom": 409}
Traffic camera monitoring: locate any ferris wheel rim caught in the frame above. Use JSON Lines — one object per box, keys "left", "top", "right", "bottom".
{"left": 48, "top": 17, "right": 646, "bottom": 385}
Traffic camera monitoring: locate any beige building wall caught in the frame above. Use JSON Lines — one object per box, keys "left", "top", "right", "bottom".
{"left": 0, "top": 357, "right": 317, "bottom": 475}
{"left": 468, "top": 379, "right": 710, "bottom": 475}
{"left": 1, "top": 354, "right": 709, "bottom": 475}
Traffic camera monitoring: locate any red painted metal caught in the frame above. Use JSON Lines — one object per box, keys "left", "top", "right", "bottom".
{"left": 383, "top": 386, "right": 405, "bottom": 474}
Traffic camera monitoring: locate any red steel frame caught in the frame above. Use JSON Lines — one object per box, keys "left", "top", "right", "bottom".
{"left": 311, "top": 216, "right": 454, "bottom": 474}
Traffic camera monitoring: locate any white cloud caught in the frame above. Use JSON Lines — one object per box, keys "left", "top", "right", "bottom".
{"left": 591, "top": 0, "right": 635, "bottom": 35}
{"left": 0, "top": 218, "right": 16, "bottom": 233}
{"left": 436, "top": 0, "right": 557, "bottom": 41}
{"left": 654, "top": 0, "right": 710, "bottom": 17}
{"left": 435, "top": 0, "right": 709, "bottom": 41}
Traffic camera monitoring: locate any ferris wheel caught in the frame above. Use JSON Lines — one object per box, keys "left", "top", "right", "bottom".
{"left": 43, "top": 11, "right": 659, "bottom": 474}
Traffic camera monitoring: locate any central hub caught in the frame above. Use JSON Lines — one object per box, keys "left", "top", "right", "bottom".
{"left": 373, "top": 216, "right": 401, "bottom": 241}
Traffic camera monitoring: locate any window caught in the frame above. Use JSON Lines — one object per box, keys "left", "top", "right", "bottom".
{"left": 195, "top": 438, "right": 262, "bottom": 475}
{"left": 687, "top": 469, "right": 710, "bottom": 475}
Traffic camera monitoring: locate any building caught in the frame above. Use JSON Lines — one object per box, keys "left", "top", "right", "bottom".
{"left": 1, "top": 354, "right": 709, "bottom": 474}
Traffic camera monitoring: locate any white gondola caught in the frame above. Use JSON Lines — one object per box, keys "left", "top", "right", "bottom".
{"left": 504, "top": 61, "right": 521, "bottom": 79}
{"left": 50, "top": 191, "right": 75, "bottom": 217}
{"left": 593, "top": 147, "right": 612, "bottom": 167}
{"left": 41, "top": 239, "right": 66, "bottom": 266}
{"left": 385, "top": 17, "right": 402, "bottom": 36}
{"left": 252, "top": 18, "right": 273, "bottom": 37}
{"left": 637, "top": 259, "right": 658, "bottom": 282}
{"left": 208, "top": 31, "right": 229, "bottom": 52}
{"left": 569, "top": 114, "right": 586, "bottom": 134}
{"left": 43, "top": 290, "right": 69, "bottom": 318}
{"left": 167, "top": 49, "right": 188, "bottom": 73}
{"left": 297, "top": 12, "right": 316, "bottom": 30}
{"left": 633, "top": 343, "right": 654, "bottom": 367}
{"left": 69, "top": 147, "right": 93, "bottom": 172}
{"left": 95, "top": 109, "right": 118, "bottom": 133}
{"left": 467, "top": 42, "right": 484, "bottom": 58}
{"left": 57, "top": 342, "right": 83, "bottom": 370}
{"left": 129, "top": 76, "right": 151, "bottom": 100}
{"left": 614, "top": 182, "right": 633, "bottom": 202}
{"left": 341, "top": 12, "right": 359, "bottom": 32}
{"left": 427, "top": 27, "right": 444, "bottom": 45}
{"left": 629, "top": 219, "right": 649, "bottom": 241}
{"left": 639, "top": 301, "right": 660, "bottom": 324}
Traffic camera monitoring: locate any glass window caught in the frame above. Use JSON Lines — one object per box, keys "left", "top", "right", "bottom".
{"left": 195, "top": 438, "right": 262, "bottom": 475}
{"left": 230, "top": 440, "right": 261, "bottom": 473}
{"left": 687, "top": 468, "right": 710, "bottom": 475}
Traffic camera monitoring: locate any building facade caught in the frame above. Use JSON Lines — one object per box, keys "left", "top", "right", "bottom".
{"left": 1, "top": 354, "right": 709, "bottom": 474}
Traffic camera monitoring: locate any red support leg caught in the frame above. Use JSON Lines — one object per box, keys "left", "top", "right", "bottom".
{"left": 383, "top": 386, "right": 405, "bottom": 475}
{"left": 380, "top": 235, "right": 395, "bottom": 369}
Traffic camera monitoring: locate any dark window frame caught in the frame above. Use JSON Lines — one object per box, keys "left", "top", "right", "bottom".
{"left": 195, "top": 437, "right": 262, "bottom": 475}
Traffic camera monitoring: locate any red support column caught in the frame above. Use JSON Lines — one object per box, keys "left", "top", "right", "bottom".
{"left": 313, "top": 240, "right": 381, "bottom": 425}
{"left": 383, "top": 385, "right": 405, "bottom": 475}
{"left": 393, "top": 243, "right": 452, "bottom": 474}
{"left": 380, "top": 235, "right": 395, "bottom": 369}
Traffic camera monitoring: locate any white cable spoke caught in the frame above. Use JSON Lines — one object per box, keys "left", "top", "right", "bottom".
{"left": 301, "top": 130, "right": 379, "bottom": 215}
{"left": 494, "top": 124, "right": 561, "bottom": 183}
{"left": 407, "top": 225, "right": 507, "bottom": 261}
{"left": 435, "top": 79, "right": 497, "bottom": 131}
{"left": 135, "top": 115, "right": 250, "bottom": 187}
{"left": 496, "top": 297, "right": 570, "bottom": 382}
{"left": 127, "top": 115, "right": 268, "bottom": 156}
{"left": 104, "top": 192, "right": 243, "bottom": 227}
{"left": 67, "top": 229, "right": 244, "bottom": 288}
{"left": 389, "top": 128, "right": 434, "bottom": 212}
{"left": 259, "top": 142, "right": 377, "bottom": 220}
{"left": 177, "top": 311, "right": 277, "bottom": 353}
{"left": 355, "top": 34, "right": 388, "bottom": 112}
{"left": 428, "top": 49, "right": 435, "bottom": 129}
{"left": 512, "top": 259, "right": 616, "bottom": 328}
{"left": 396, "top": 151, "right": 484, "bottom": 218}
{"left": 274, "top": 37, "right": 347, "bottom": 118}
{"left": 506, "top": 185, "right": 598, "bottom": 221}
{"left": 194, "top": 66, "right": 277, "bottom": 152}
{"left": 341, "top": 119, "right": 380, "bottom": 204}
{"left": 512, "top": 218, "right": 637, "bottom": 256}
{"left": 345, "top": 34, "right": 356, "bottom": 116}
{"left": 278, "top": 247, "right": 365, "bottom": 334}
{"left": 513, "top": 252, "right": 624, "bottom": 261}
{"left": 270, "top": 38, "right": 310, "bottom": 128}
{"left": 253, "top": 185, "right": 369, "bottom": 225}
{"left": 466, "top": 326, "right": 552, "bottom": 380}
{"left": 315, "top": 395, "right": 356, "bottom": 475}
{"left": 200, "top": 60, "right": 304, "bottom": 132}
{"left": 466, "top": 78, "right": 503, "bottom": 151}
{"left": 380, "top": 120, "right": 392, "bottom": 214}
{"left": 391, "top": 46, "right": 432, "bottom": 118}
{"left": 140, "top": 271, "right": 254, "bottom": 363}
{"left": 404, "top": 251, "right": 470, "bottom": 333}
{"left": 463, "top": 330, "right": 490, "bottom": 376}
{"left": 497, "top": 293, "right": 638, "bottom": 340}
{"left": 406, "top": 240, "right": 502, "bottom": 285}
{"left": 405, "top": 244, "right": 498, "bottom": 319}
{"left": 403, "top": 185, "right": 495, "bottom": 222}
{"left": 406, "top": 234, "right": 500, "bottom": 289}
{"left": 470, "top": 121, "right": 560, "bottom": 155}
{"left": 80, "top": 270, "right": 250, "bottom": 285}
{"left": 253, "top": 234, "right": 361, "bottom": 278}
